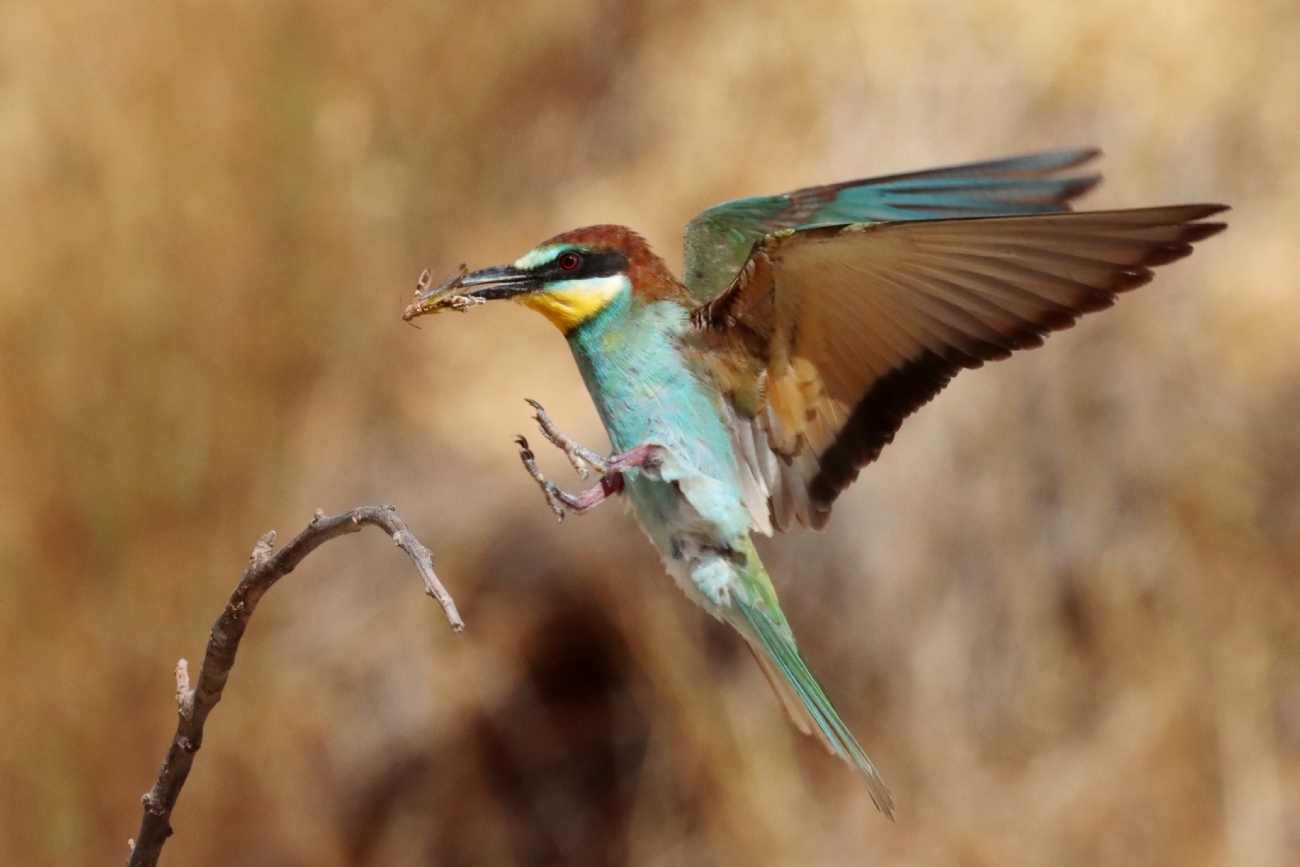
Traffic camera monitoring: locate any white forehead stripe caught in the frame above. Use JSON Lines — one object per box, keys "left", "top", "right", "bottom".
{"left": 515, "top": 245, "right": 568, "bottom": 270}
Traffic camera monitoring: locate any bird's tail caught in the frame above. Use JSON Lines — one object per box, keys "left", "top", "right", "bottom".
{"left": 729, "top": 570, "right": 894, "bottom": 819}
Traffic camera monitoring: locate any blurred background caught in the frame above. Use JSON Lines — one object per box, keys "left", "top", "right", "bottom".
{"left": 1, "top": 0, "right": 1297, "bottom": 864}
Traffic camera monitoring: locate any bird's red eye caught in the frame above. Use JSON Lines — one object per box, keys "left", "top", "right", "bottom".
{"left": 558, "top": 252, "right": 582, "bottom": 271}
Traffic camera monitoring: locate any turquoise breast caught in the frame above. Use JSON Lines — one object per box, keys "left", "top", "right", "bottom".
{"left": 565, "top": 292, "right": 751, "bottom": 547}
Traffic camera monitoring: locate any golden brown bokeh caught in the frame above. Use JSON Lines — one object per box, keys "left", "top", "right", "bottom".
{"left": 1, "top": 1, "right": 1297, "bottom": 865}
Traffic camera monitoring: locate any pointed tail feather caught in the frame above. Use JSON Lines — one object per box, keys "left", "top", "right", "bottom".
{"left": 748, "top": 644, "right": 815, "bottom": 737}
{"left": 734, "top": 594, "right": 895, "bottom": 819}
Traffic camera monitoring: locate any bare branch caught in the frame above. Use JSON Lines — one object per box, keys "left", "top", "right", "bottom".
{"left": 126, "top": 506, "right": 462, "bottom": 867}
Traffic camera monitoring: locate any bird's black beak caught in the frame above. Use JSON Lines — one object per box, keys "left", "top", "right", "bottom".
{"left": 441, "top": 264, "right": 539, "bottom": 302}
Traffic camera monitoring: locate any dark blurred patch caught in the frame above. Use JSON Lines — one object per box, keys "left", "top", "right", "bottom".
{"left": 477, "top": 602, "right": 648, "bottom": 867}
{"left": 342, "top": 599, "right": 648, "bottom": 867}
{"left": 1255, "top": 378, "right": 1300, "bottom": 552}
{"left": 1057, "top": 574, "right": 1098, "bottom": 658}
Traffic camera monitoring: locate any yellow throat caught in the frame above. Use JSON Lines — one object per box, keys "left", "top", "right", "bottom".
{"left": 515, "top": 275, "right": 629, "bottom": 333}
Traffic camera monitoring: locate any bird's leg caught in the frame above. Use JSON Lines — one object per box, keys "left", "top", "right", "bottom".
{"left": 515, "top": 434, "right": 661, "bottom": 522}
{"left": 516, "top": 436, "right": 623, "bottom": 521}
{"left": 517, "top": 400, "right": 663, "bottom": 520}
{"left": 525, "top": 398, "right": 612, "bottom": 478}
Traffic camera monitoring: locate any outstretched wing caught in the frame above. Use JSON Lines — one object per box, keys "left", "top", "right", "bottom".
{"left": 683, "top": 148, "right": 1102, "bottom": 304}
{"left": 690, "top": 205, "right": 1228, "bottom": 532}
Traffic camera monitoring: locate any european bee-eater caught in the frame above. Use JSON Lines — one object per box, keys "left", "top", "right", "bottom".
{"left": 414, "top": 149, "right": 1226, "bottom": 817}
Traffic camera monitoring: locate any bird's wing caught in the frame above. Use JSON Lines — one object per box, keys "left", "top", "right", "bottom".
{"left": 689, "top": 205, "right": 1228, "bottom": 532}
{"left": 682, "top": 148, "right": 1102, "bottom": 304}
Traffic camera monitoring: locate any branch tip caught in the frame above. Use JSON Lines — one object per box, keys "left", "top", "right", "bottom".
{"left": 249, "top": 530, "right": 276, "bottom": 564}
{"left": 174, "top": 660, "right": 195, "bottom": 719}
{"left": 174, "top": 659, "right": 190, "bottom": 693}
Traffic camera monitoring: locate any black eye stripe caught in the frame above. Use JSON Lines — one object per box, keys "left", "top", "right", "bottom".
{"left": 536, "top": 248, "right": 628, "bottom": 281}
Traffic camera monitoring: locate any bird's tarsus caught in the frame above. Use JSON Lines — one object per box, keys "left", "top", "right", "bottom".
{"left": 514, "top": 433, "right": 633, "bottom": 521}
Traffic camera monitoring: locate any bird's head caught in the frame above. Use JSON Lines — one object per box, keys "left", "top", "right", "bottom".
{"left": 445, "top": 225, "right": 686, "bottom": 334}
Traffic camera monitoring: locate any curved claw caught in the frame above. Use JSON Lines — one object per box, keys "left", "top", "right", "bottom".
{"left": 515, "top": 435, "right": 567, "bottom": 521}
{"left": 526, "top": 398, "right": 589, "bottom": 478}
{"left": 525, "top": 398, "right": 612, "bottom": 476}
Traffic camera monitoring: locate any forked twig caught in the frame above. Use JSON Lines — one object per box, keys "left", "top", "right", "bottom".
{"left": 125, "top": 506, "right": 462, "bottom": 867}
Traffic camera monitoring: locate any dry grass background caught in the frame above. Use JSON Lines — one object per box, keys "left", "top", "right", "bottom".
{"left": 0, "top": 0, "right": 1297, "bottom": 864}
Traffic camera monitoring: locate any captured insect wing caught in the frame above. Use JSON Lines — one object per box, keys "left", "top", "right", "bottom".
{"left": 403, "top": 264, "right": 484, "bottom": 321}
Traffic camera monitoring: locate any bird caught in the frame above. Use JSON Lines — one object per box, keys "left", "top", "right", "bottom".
{"left": 416, "top": 148, "right": 1226, "bottom": 817}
